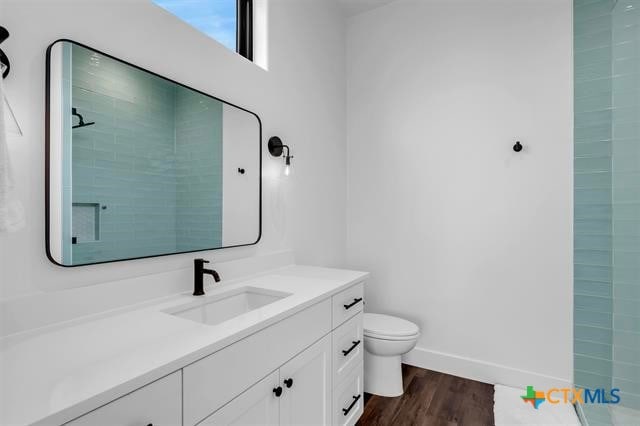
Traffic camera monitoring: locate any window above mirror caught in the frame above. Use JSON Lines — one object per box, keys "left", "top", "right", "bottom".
{"left": 152, "top": 0, "right": 253, "bottom": 60}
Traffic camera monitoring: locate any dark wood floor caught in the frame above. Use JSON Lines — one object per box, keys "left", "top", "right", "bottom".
{"left": 357, "top": 364, "right": 495, "bottom": 426}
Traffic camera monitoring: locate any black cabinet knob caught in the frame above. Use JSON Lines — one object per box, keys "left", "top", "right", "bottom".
{"left": 342, "top": 340, "right": 361, "bottom": 356}
{"left": 513, "top": 141, "right": 523, "bottom": 152}
{"left": 284, "top": 378, "right": 293, "bottom": 388}
{"left": 238, "top": 168, "right": 246, "bottom": 174}
{"left": 342, "top": 394, "right": 362, "bottom": 415}
{"left": 344, "top": 298, "right": 363, "bottom": 310}
{"left": 273, "top": 386, "right": 283, "bottom": 397}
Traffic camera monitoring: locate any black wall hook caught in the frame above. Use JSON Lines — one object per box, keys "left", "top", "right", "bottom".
{"left": 513, "top": 141, "right": 523, "bottom": 152}
{"left": 0, "top": 26, "right": 10, "bottom": 79}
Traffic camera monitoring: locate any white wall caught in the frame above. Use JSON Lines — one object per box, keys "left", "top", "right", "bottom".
{"left": 346, "top": 0, "right": 573, "bottom": 387}
{"left": 222, "top": 104, "right": 260, "bottom": 246}
{"left": 0, "top": 0, "right": 346, "bottom": 334}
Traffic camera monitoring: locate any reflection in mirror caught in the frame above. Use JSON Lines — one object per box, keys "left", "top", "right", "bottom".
{"left": 46, "top": 41, "right": 261, "bottom": 266}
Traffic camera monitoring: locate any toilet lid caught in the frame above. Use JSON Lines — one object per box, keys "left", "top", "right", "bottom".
{"left": 363, "top": 313, "right": 419, "bottom": 338}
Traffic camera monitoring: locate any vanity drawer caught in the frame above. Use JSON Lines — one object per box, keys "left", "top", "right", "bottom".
{"left": 183, "top": 299, "right": 331, "bottom": 426}
{"left": 332, "top": 282, "right": 364, "bottom": 328}
{"left": 332, "top": 312, "right": 363, "bottom": 386}
{"left": 332, "top": 362, "right": 364, "bottom": 426}
{"left": 65, "top": 371, "right": 181, "bottom": 426}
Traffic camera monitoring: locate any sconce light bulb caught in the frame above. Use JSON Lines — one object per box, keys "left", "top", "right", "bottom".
{"left": 283, "top": 155, "right": 292, "bottom": 177}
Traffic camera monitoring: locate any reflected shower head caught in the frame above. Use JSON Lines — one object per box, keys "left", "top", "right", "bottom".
{"left": 71, "top": 107, "right": 95, "bottom": 129}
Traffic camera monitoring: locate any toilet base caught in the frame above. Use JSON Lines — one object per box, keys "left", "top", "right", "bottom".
{"left": 364, "top": 351, "right": 404, "bottom": 397}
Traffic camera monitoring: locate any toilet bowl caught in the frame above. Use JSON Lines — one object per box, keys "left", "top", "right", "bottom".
{"left": 363, "top": 313, "right": 420, "bottom": 397}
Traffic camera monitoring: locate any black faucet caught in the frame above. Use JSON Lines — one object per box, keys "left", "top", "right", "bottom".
{"left": 193, "top": 258, "right": 221, "bottom": 296}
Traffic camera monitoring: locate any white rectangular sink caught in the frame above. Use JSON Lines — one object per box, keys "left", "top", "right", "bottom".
{"left": 165, "top": 287, "right": 292, "bottom": 326}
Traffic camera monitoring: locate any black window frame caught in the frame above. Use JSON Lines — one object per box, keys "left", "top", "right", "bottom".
{"left": 237, "top": 0, "right": 253, "bottom": 60}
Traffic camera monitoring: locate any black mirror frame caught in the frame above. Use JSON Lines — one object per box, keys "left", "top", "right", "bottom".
{"left": 45, "top": 39, "right": 262, "bottom": 267}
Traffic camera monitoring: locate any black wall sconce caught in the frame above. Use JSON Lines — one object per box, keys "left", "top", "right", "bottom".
{"left": 268, "top": 136, "right": 293, "bottom": 176}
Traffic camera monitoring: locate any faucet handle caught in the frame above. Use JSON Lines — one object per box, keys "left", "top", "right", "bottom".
{"left": 194, "top": 258, "right": 210, "bottom": 265}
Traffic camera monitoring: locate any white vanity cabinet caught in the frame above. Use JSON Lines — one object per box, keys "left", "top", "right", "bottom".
{"left": 330, "top": 283, "right": 364, "bottom": 426}
{"left": 58, "top": 280, "right": 365, "bottom": 426}
{"left": 64, "top": 371, "right": 182, "bottom": 426}
{"left": 201, "top": 335, "right": 332, "bottom": 426}
{"left": 198, "top": 371, "right": 280, "bottom": 426}
{"left": 279, "top": 334, "right": 332, "bottom": 426}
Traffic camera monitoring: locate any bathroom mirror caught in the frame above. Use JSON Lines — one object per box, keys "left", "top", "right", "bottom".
{"left": 46, "top": 40, "right": 261, "bottom": 267}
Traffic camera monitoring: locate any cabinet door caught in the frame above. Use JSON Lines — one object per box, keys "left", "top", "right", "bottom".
{"left": 280, "top": 334, "right": 332, "bottom": 426}
{"left": 199, "top": 371, "right": 280, "bottom": 426}
{"left": 65, "top": 372, "right": 181, "bottom": 426}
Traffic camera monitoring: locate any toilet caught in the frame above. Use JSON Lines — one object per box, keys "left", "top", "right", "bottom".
{"left": 363, "top": 313, "right": 420, "bottom": 397}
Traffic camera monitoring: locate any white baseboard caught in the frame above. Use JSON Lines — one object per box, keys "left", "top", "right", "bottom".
{"left": 403, "top": 346, "right": 572, "bottom": 389}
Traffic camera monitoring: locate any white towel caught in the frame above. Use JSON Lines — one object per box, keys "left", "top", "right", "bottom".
{"left": 494, "top": 384, "right": 581, "bottom": 426}
{"left": 0, "top": 75, "right": 25, "bottom": 232}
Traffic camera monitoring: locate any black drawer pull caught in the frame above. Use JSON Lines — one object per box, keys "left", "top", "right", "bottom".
{"left": 343, "top": 298, "right": 363, "bottom": 310}
{"left": 284, "top": 378, "right": 293, "bottom": 388}
{"left": 342, "top": 394, "right": 361, "bottom": 416}
{"left": 342, "top": 340, "right": 361, "bottom": 356}
{"left": 273, "top": 386, "right": 283, "bottom": 397}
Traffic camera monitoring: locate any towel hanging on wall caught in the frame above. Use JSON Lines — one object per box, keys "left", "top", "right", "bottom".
{"left": 0, "top": 26, "right": 21, "bottom": 136}
{"left": 0, "top": 26, "right": 25, "bottom": 232}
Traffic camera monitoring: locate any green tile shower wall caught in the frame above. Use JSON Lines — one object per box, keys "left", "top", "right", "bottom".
{"left": 612, "top": 0, "right": 640, "bottom": 411}
{"left": 175, "top": 87, "right": 223, "bottom": 251}
{"left": 575, "top": 0, "right": 640, "bottom": 416}
{"left": 574, "top": 0, "right": 614, "bottom": 396}
{"left": 68, "top": 44, "right": 223, "bottom": 264}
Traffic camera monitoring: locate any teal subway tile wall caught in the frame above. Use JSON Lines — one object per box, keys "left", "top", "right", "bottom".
{"left": 574, "top": 0, "right": 614, "bottom": 401}
{"left": 68, "top": 44, "right": 223, "bottom": 264}
{"left": 574, "top": 0, "right": 640, "bottom": 423}
{"left": 612, "top": 0, "right": 640, "bottom": 413}
{"left": 175, "top": 87, "right": 223, "bottom": 251}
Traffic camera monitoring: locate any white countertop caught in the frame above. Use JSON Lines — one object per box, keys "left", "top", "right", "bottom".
{"left": 0, "top": 265, "right": 368, "bottom": 426}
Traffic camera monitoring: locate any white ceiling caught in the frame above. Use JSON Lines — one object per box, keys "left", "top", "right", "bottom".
{"left": 339, "top": 0, "right": 398, "bottom": 17}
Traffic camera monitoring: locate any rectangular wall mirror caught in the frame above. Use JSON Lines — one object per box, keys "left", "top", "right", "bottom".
{"left": 46, "top": 40, "right": 261, "bottom": 267}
